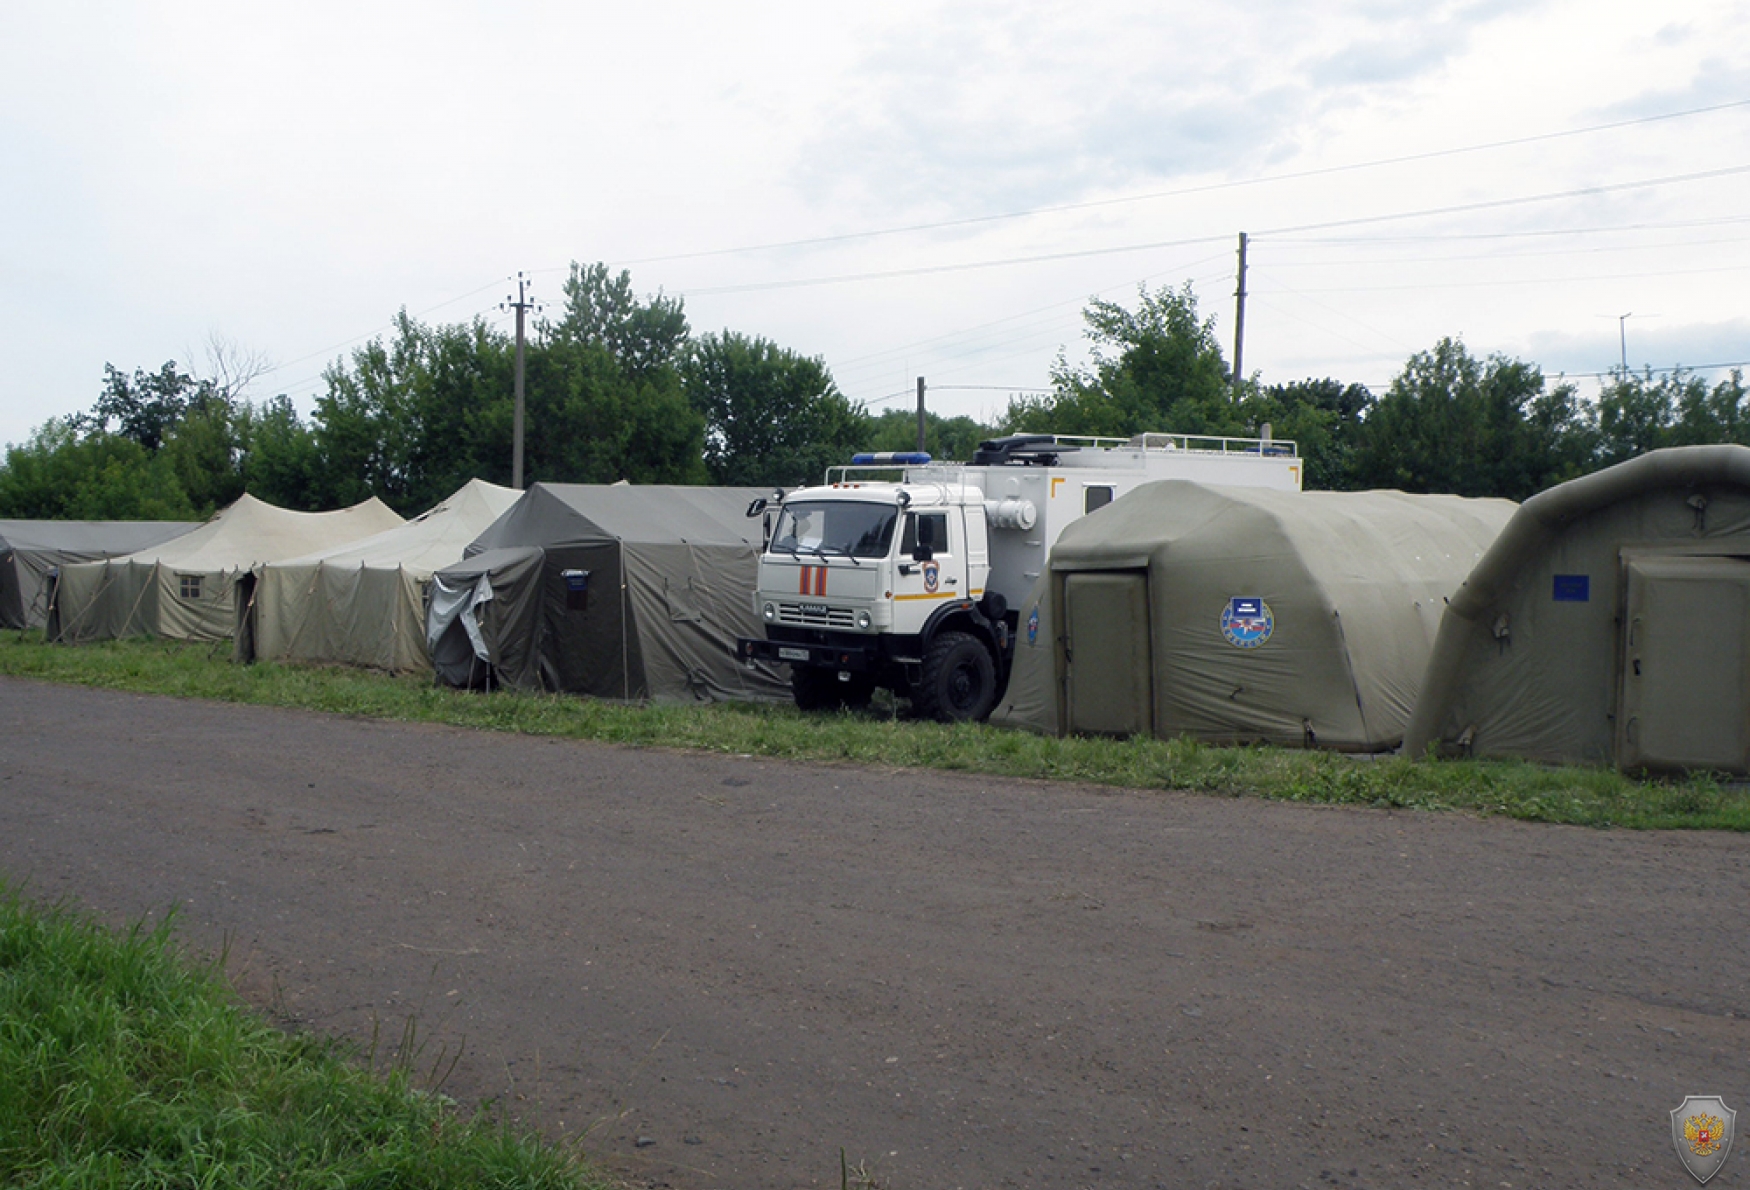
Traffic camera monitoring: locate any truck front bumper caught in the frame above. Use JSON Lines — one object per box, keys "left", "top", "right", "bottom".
{"left": 737, "top": 636, "right": 886, "bottom": 672}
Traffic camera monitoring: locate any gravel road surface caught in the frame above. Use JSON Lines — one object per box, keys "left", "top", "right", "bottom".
{"left": 1, "top": 678, "right": 1746, "bottom": 1189}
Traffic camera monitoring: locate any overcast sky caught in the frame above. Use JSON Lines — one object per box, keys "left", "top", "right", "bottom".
{"left": 3, "top": 0, "right": 1748, "bottom": 452}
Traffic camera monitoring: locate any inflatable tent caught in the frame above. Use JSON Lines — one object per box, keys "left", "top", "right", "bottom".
{"left": 994, "top": 481, "right": 1516, "bottom": 750}
{"left": 1405, "top": 445, "right": 1750, "bottom": 773}
{"left": 426, "top": 484, "right": 789, "bottom": 703}
{"left": 240, "top": 479, "right": 520, "bottom": 671}
{"left": 50, "top": 494, "right": 403, "bottom": 643}
{"left": 0, "top": 520, "right": 196, "bottom": 629}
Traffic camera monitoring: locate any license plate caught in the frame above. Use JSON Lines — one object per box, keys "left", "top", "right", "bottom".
{"left": 778, "top": 647, "right": 810, "bottom": 662}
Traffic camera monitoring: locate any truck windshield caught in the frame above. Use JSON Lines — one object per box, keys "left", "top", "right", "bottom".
{"left": 771, "top": 501, "right": 897, "bottom": 560}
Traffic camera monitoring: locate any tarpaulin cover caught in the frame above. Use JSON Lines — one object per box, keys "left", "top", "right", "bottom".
{"left": 50, "top": 494, "right": 403, "bottom": 643}
{"left": 428, "top": 484, "right": 789, "bottom": 703}
{"left": 1404, "top": 445, "right": 1750, "bottom": 770}
{"left": 994, "top": 482, "right": 1516, "bottom": 751}
{"left": 244, "top": 479, "right": 519, "bottom": 671}
{"left": 0, "top": 520, "right": 196, "bottom": 629}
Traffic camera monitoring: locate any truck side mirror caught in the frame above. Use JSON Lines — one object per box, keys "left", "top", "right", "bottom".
{"left": 912, "top": 544, "right": 934, "bottom": 562}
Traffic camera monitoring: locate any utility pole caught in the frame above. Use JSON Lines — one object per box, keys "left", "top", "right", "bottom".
{"left": 1618, "top": 312, "right": 1632, "bottom": 373}
{"left": 916, "top": 376, "right": 927, "bottom": 454}
{"left": 504, "top": 273, "right": 537, "bottom": 490}
{"left": 1231, "top": 232, "right": 1249, "bottom": 401}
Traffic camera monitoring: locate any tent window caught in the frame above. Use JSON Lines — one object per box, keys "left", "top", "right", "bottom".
{"left": 1085, "top": 485, "right": 1114, "bottom": 513}
{"left": 178, "top": 574, "right": 202, "bottom": 600}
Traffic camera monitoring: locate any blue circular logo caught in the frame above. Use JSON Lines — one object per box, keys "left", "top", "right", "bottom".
{"left": 1027, "top": 605, "right": 1040, "bottom": 646}
{"left": 1220, "top": 597, "right": 1274, "bottom": 649}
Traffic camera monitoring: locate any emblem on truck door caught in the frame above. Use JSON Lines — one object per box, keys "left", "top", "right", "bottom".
{"left": 923, "top": 560, "right": 940, "bottom": 593}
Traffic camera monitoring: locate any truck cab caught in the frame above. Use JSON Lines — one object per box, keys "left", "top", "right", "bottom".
{"left": 744, "top": 473, "right": 1007, "bottom": 719}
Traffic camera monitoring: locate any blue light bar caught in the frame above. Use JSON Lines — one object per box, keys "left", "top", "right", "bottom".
{"left": 851, "top": 451, "right": 932, "bottom": 465}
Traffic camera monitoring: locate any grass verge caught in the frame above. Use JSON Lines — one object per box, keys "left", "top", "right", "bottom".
{"left": 0, "top": 883, "right": 614, "bottom": 1189}
{"left": 2, "top": 632, "right": 1746, "bottom": 830}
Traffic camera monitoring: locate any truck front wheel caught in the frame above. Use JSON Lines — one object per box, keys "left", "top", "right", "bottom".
{"left": 914, "top": 631, "right": 997, "bottom": 723}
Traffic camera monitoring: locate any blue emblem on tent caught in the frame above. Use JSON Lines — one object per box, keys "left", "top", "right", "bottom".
{"left": 1221, "top": 597, "right": 1274, "bottom": 649}
{"left": 1027, "top": 605, "right": 1040, "bottom": 646}
{"left": 1552, "top": 574, "right": 1589, "bottom": 602}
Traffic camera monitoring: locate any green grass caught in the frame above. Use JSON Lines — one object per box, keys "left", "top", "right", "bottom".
{"left": 2, "top": 631, "right": 1747, "bottom": 830}
{"left": 0, "top": 884, "right": 615, "bottom": 1190}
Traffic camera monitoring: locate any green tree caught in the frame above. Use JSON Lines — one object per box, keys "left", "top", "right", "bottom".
{"left": 77, "top": 361, "right": 210, "bottom": 452}
{"left": 161, "top": 387, "right": 247, "bottom": 514}
{"left": 309, "top": 313, "right": 517, "bottom": 512}
{"left": 240, "top": 396, "right": 327, "bottom": 511}
{"left": 522, "top": 336, "right": 706, "bottom": 485}
{"left": 684, "top": 332, "right": 869, "bottom": 487}
{"left": 1003, "top": 284, "right": 1243, "bottom": 438}
{"left": 0, "top": 420, "right": 196, "bottom": 520}
{"left": 1350, "top": 338, "right": 1589, "bottom": 500}
{"left": 550, "top": 263, "right": 689, "bottom": 379}
{"left": 1241, "top": 378, "right": 1374, "bottom": 490}
{"left": 1593, "top": 368, "right": 1750, "bottom": 467}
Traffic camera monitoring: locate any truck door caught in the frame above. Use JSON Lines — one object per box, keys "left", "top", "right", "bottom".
{"left": 893, "top": 510, "right": 959, "bottom": 626}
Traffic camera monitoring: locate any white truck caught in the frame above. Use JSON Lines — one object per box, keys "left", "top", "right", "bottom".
{"left": 736, "top": 432, "right": 1302, "bottom": 720}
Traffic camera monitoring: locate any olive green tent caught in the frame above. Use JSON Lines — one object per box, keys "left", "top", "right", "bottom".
{"left": 241, "top": 479, "right": 520, "bottom": 672}
{"left": 0, "top": 520, "right": 197, "bottom": 629}
{"left": 50, "top": 494, "right": 404, "bottom": 644}
{"left": 993, "top": 482, "right": 1516, "bottom": 750}
{"left": 426, "top": 484, "right": 789, "bottom": 703}
{"left": 1405, "top": 445, "right": 1750, "bottom": 773}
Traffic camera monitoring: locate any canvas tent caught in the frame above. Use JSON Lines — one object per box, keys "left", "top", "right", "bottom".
{"left": 50, "top": 494, "right": 403, "bottom": 644}
{"left": 240, "top": 479, "right": 520, "bottom": 672}
{"left": 1405, "top": 445, "right": 1750, "bottom": 773}
{"left": 993, "top": 481, "right": 1517, "bottom": 751}
{"left": 0, "top": 520, "right": 197, "bottom": 629}
{"left": 426, "top": 484, "right": 789, "bottom": 703}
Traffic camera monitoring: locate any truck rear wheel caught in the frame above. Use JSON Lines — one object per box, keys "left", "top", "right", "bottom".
{"left": 914, "top": 631, "right": 997, "bottom": 723}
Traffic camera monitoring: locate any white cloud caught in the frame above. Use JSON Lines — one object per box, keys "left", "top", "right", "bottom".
{"left": 1, "top": 0, "right": 1747, "bottom": 451}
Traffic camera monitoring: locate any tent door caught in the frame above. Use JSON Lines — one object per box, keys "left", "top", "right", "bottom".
{"left": 1063, "top": 570, "right": 1151, "bottom": 736}
{"left": 1616, "top": 555, "right": 1750, "bottom": 773}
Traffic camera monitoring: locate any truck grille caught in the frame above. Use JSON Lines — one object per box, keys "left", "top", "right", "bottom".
{"left": 777, "top": 602, "right": 858, "bottom": 628}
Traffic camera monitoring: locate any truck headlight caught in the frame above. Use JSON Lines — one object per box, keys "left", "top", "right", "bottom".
{"left": 763, "top": 602, "right": 776, "bottom": 621}
{"left": 856, "top": 610, "right": 871, "bottom": 630}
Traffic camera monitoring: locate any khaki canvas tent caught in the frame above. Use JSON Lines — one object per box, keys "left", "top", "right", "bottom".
{"left": 50, "top": 494, "right": 403, "bottom": 644}
{"left": 1405, "top": 445, "right": 1750, "bottom": 773}
{"left": 240, "top": 479, "right": 520, "bottom": 672}
{"left": 993, "top": 482, "right": 1516, "bottom": 750}
{"left": 426, "top": 484, "right": 789, "bottom": 703}
{"left": 0, "top": 520, "right": 197, "bottom": 629}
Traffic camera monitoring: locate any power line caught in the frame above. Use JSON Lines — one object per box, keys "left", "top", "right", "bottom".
{"left": 677, "top": 165, "right": 1750, "bottom": 298}
{"left": 1258, "top": 260, "right": 1750, "bottom": 294}
{"left": 1256, "top": 165, "right": 1750, "bottom": 238}
{"left": 1271, "top": 214, "right": 1750, "bottom": 246}
{"left": 678, "top": 234, "right": 1232, "bottom": 296}
{"left": 611, "top": 99, "right": 1750, "bottom": 267}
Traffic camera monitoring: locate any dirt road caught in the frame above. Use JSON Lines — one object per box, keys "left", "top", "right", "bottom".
{"left": 1, "top": 678, "right": 1745, "bottom": 1188}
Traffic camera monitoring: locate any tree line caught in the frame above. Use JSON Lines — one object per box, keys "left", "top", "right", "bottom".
{"left": 3, "top": 268, "right": 1745, "bottom": 520}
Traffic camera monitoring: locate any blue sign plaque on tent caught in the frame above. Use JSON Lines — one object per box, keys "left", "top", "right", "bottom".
{"left": 1552, "top": 574, "right": 1589, "bottom": 602}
